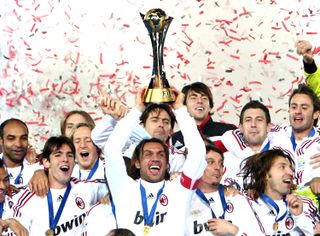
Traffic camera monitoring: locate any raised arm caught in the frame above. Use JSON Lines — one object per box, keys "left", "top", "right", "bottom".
{"left": 104, "top": 91, "right": 146, "bottom": 192}
{"left": 92, "top": 88, "right": 150, "bottom": 150}
{"left": 171, "top": 87, "right": 206, "bottom": 189}
{"left": 296, "top": 40, "right": 320, "bottom": 97}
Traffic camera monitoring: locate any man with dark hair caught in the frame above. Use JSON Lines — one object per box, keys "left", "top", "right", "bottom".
{"left": 239, "top": 149, "right": 315, "bottom": 235}
{"left": 171, "top": 82, "right": 236, "bottom": 149}
{"left": 215, "top": 100, "right": 273, "bottom": 189}
{"left": 92, "top": 90, "right": 186, "bottom": 173}
{"left": 101, "top": 89, "right": 206, "bottom": 235}
{"left": 10, "top": 136, "right": 111, "bottom": 235}
{"left": 0, "top": 118, "right": 42, "bottom": 189}
{"left": 269, "top": 84, "right": 320, "bottom": 204}
{"left": 186, "top": 144, "right": 262, "bottom": 235}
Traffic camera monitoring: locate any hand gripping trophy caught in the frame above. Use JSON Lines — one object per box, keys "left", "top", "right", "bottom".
{"left": 140, "top": 8, "right": 176, "bottom": 103}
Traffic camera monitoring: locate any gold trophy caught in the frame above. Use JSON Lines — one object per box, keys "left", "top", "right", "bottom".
{"left": 140, "top": 8, "right": 176, "bottom": 103}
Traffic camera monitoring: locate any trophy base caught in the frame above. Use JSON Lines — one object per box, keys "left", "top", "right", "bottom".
{"left": 144, "top": 88, "right": 176, "bottom": 103}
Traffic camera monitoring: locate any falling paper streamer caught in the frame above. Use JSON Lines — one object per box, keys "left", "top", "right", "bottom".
{"left": 1, "top": 0, "right": 320, "bottom": 151}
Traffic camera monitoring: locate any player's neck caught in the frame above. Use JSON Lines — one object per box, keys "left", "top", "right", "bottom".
{"left": 293, "top": 127, "right": 313, "bottom": 141}
{"left": 263, "top": 189, "right": 282, "bottom": 201}
{"left": 3, "top": 156, "right": 23, "bottom": 168}
{"left": 49, "top": 176, "right": 70, "bottom": 189}
{"left": 250, "top": 144, "right": 262, "bottom": 153}
{"left": 198, "top": 182, "right": 219, "bottom": 193}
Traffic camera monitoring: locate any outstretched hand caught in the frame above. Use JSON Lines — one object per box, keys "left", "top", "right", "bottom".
{"left": 98, "top": 87, "right": 129, "bottom": 120}
{"left": 135, "top": 88, "right": 147, "bottom": 112}
{"left": 170, "top": 86, "right": 185, "bottom": 110}
{"left": 295, "top": 40, "right": 313, "bottom": 63}
{"left": 286, "top": 194, "right": 303, "bottom": 216}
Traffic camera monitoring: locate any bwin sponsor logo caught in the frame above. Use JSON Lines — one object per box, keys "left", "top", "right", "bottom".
{"left": 193, "top": 220, "right": 233, "bottom": 234}
{"left": 54, "top": 213, "right": 86, "bottom": 235}
{"left": 134, "top": 211, "right": 167, "bottom": 226}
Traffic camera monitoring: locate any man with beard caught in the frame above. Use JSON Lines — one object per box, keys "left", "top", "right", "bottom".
{"left": 186, "top": 144, "right": 262, "bottom": 235}
{"left": 239, "top": 149, "right": 315, "bottom": 235}
{"left": 92, "top": 88, "right": 186, "bottom": 173}
{"left": 102, "top": 89, "right": 206, "bottom": 235}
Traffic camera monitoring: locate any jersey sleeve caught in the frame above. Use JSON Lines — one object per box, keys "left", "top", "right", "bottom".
{"left": 104, "top": 108, "right": 142, "bottom": 195}
{"left": 177, "top": 106, "right": 206, "bottom": 190}
{"left": 91, "top": 114, "right": 118, "bottom": 150}
{"left": 291, "top": 209, "right": 315, "bottom": 235}
{"left": 92, "top": 114, "right": 150, "bottom": 151}
{"left": 233, "top": 195, "right": 265, "bottom": 236}
{"left": 304, "top": 60, "right": 320, "bottom": 97}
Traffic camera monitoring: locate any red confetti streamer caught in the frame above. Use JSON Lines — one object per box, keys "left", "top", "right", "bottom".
{"left": 306, "top": 32, "right": 317, "bottom": 35}
{"left": 281, "top": 21, "right": 290, "bottom": 32}
{"left": 240, "top": 87, "right": 252, "bottom": 92}
{"left": 230, "top": 94, "right": 242, "bottom": 103}
{"left": 216, "top": 100, "right": 228, "bottom": 111}
{"left": 100, "top": 53, "right": 103, "bottom": 64}
{"left": 230, "top": 55, "right": 240, "bottom": 60}
{"left": 286, "top": 54, "right": 299, "bottom": 61}
{"left": 249, "top": 81, "right": 262, "bottom": 85}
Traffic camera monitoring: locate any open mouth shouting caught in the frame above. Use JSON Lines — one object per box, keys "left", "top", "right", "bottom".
{"left": 149, "top": 162, "right": 162, "bottom": 176}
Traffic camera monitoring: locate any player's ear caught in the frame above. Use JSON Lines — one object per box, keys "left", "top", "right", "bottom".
{"left": 135, "top": 159, "right": 141, "bottom": 169}
{"left": 43, "top": 158, "right": 50, "bottom": 169}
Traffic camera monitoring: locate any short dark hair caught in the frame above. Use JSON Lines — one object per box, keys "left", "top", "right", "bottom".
{"left": 205, "top": 143, "right": 224, "bottom": 162}
{"left": 129, "top": 138, "right": 170, "bottom": 181}
{"left": 140, "top": 103, "right": 176, "bottom": 129}
{"left": 238, "top": 148, "right": 294, "bottom": 200}
{"left": 0, "top": 118, "right": 29, "bottom": 138}
{"left": 289, "top": 84, "right": 320, "bottom": 126}
{"left": 0, "top": 158, "right": 4, "bottom": 169}
{"left": 239, "top": 100, "right": 271, "bottom": 124}
{"left": 107, "top": 228, "right": 136, "bottom": 236}
{"left": 60, "top": 110, "right": 95, "bottom": 136}
{"left": 41, "top": 136, "right": 75, "bottom": 161}
{"left": 182, "top": 82, "right": 214, "bottom": 109}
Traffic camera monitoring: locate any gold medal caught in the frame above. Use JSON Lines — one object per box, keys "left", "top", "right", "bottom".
{"left": 273, "top": 222, "right": 278, "bottom": 231}
{"left": 45, "top": 229, "right": 54, "bottom": 236}
{"left": 143, "top": 225, "right": 150, "bottom": 235}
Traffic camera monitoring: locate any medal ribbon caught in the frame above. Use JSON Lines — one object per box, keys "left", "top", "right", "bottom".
{"left": 0, "top": 202, "right": 3, "bottom": 218}
{"left": 3, "top": 158, "right": 24, "bottom": 185}
{"left": 140, "top": 181, "right": 165, "bottom": 226}
{"left": 260, "top": 141, "right": 270, "bottom": 152}
{"left": 290, "top": 128, "right": 315, "bottom": 151}
{"left": 79, "top": 159, "right": 99, "bottom": 180}
{"left": 196, "top": 184, "right": 227, "bottom": 219}
{"left": 260, "top": 193, "right": 288, "bottom": 224}
{"left": 47, "top": 183, "right": 72, "bottom": 230}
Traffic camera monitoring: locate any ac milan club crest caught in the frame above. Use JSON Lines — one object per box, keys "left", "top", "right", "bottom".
{"left": 75, "top": 197, "right": 85, "bottom": 209}
{"left": 285, "top": 216, "right": 294, "bottom": 230}
{"left": 226, "top": 202, "right": 234, "bottom": 213}
{"left": 159, "top": 194, "right": 168, "bottom": 206}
